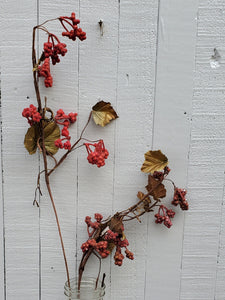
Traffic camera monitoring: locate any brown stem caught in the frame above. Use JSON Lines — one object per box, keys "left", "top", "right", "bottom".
{"left": 48, "top": 111, "right": 92, "bottom": 176}
{"left": 32, "top": 23, "right": 70, "bottom": 287}
{"left": 93, "top": 251, "right": 102, "bottom": 289}
{"left": 32, "top": 27, "right": 42, "bottom": 112}
{"left": 121, "top": 174, "right": 168, "bottom": 217}
{"left": 41, "top": 123, "right": 70, "bottom": 287}
{"left": 78, "top": 249, "right": 94, "bottom": 290}
{"left": 78, "top": 226, "right": 102, "bottom": 289}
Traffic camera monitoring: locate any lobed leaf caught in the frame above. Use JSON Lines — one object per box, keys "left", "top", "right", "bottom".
{"left": 92, "top": 100, "right": 118, "bottom": 127}
{"left": 146, "top": 175, "right": 166, "bottom": 200}
{"left": 24, "top": 121, "right": 60, "bottom": 155}
{"left": 141, "top": 150, "right": 168, "bottom": 173}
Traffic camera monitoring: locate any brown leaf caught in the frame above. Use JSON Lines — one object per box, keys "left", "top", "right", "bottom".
{"left": 136, "top": 191, "right": 151, "bottom": 213}
{"left": 137, "top": 191, "right": 151, "bottom": 203}
{"left": 146, "top": 175, "right": 166, "bottom": 200}
{"left": 24, "top": 121, "right": 60, "bottom": 155}
{"left": 141, "top": 150, "right": 168, "bottom": 173}
{"left": 92, "top": 100, "right": 118, "bottom": 127}
{"left": 137, "top": 191, "right": 145, "bottom": 200}
{"left": 109, "top": 215, "right": 123, "bottom": 235}
{"left": 43, "top": 121, "right": 60, "bottom": 155}
{"left": 24, "top": 124, "right": 40, "bottom": 154}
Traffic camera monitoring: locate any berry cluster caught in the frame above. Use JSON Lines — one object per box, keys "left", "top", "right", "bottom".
{"left": 22, "top": 104, "right": 42, "bottom": 125}
{"left": 172, "top": 188, "right": 189, "bottom": 210}
{"left": 155, "top": 205, "right": 175, "bottom": 228}
{"left": 104, "top": 229, "right": 118, "bottom": 241}
{"left": 85, "top": 213, "right": 103, "bottom": 237}
{"left": 114, "top": 247, "right": 124, "bottom": 266}
{"left": 82, "top": 214, "right": 134, "bottom": 266}
{"left": 153, "top": 166, "right": 171, "bottom": 181}
{"left": 84, "top": 140, "right": 109, "bottom": 168}
{"left": 38, "top": 58, "right": 53, "bottom": 88}
{"left": 81, "top": 239, "right": 110, "bottom": 258}
{"left": 37, "top": 12, "right": 86, "bottom": 88}
{"left": 125, "top": 249, "right": 134, "bottom": 260}
{"left": 43, "top": 34, "right": 67, "bottom": 65}
{"left": 103, "top": 228, "right": 133, "bottom": 266}
{"left": 54, "top": 109, "right": 78, "bottom": 151}
{"left": 59, "top": 13, "right": 86, "bottom": 41}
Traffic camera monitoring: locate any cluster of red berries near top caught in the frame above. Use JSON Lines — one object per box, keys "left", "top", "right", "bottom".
{"left": 38, "top": 58, "right": 53, "bottom": 87}
{"left": 84, "top": 140, "right": 109, "bottom": 168}
{"left": 54, "top": 109, "right": 78, "bottom": 150}
{"left": 59, "top": 12, "right": 86, "bottom": 41}
{"left": 22, "top": 104, "right": 42, "bottom": 125}
{"left": 43, "top": 34, "right": 67, "bottom": 65}
{"left": 38, "top": 12, "right": 86, "bottom": 88}
{"left": 155, "top": 205, "right": 176, "bottom": 228}
{"left": 172, "top": 188, "right": 189, "bottom": 210}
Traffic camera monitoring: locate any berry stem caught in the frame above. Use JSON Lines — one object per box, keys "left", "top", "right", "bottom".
{"left": 47, "top": 111, "right": 92, "bottom": 176}
{"left": 59, "top": 19, "right": 70, "bottom": 32}
{"left": 32, "top": 27, "right": 42, "bottom": 112}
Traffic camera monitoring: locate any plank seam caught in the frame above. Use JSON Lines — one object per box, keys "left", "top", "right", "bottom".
{"left": 75, "top": 0, "right": 81, "bottom": 276}
{"left": 0, "top": 51, "right": 6, "bottom": 300}
{"left": 214, "top": 172, "right": 225, "bottom": 299}
{"left": 179, "top": 3, "right": 200, "bottom": 298}
{"left": 144, "top": 0, "right": 161, "bottom": 298}
{"left": 111, "top": 1, "right": 121, "bottom": 299}
{"left": 36, "top": 0, "right": 41, "bottom": 298}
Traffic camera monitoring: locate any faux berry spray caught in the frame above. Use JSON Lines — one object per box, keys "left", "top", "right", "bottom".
{"left": 78, "top": 150, "right": 189, "bottom": 289}
{"left": 24, "top": 13, "right": 118, "bottom": 289}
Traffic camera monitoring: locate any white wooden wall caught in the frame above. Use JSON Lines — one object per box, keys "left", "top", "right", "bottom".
{"left": 1, "top": 0, "right": 225, "bottom": 299}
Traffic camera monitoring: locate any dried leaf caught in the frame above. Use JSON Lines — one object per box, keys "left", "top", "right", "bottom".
{"left": 136, "top": 191, "right": 151, "bottom": 213}
{"left": 146, "top": 175, "right": 166, "bottom": 200}
{"left": 43, "top": 121, "right": 60, "bottom": 155}
{"left": 141, "top": 150, "right": 168, "bottom": 173}
{"left": 137, "top": 191, "right": 145, "bottom": 201}
{"left": 24, "top": 125, "right": 39, "bottom": 154}
{"left": 109, "top": 215, "right": 123, "bottom": 235}
{"left": 92, "top": 100, "right": 118, "bottom": 127}
{"left": 24, "top": 121, "right": 60, "bottom": 155}
{"left": 137, "top": 191, "right": 151, "bottom": 203}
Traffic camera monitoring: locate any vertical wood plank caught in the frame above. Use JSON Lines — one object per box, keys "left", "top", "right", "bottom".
{"left": 77, "top": 2, "right": 119, "bottom": 299}
{"left": 181, "top": 1, "right": 225, "bottom": 299}
{"left": 145, "top": 0, "right": 198, "bottom": 299}
{"left": 0, "top": 1, "right": 40, "bottom": 299}
{"left": 0, "top": 56, "right": 5, "bottom": 300}
{"left": 111, "top": 0, "right": 158, "bottom": 299}
{"left": 215, "top": 185, "right": 225, "bottom": 300}
{"left": 38, "top": 3, "right": 79, "bottom": 299}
